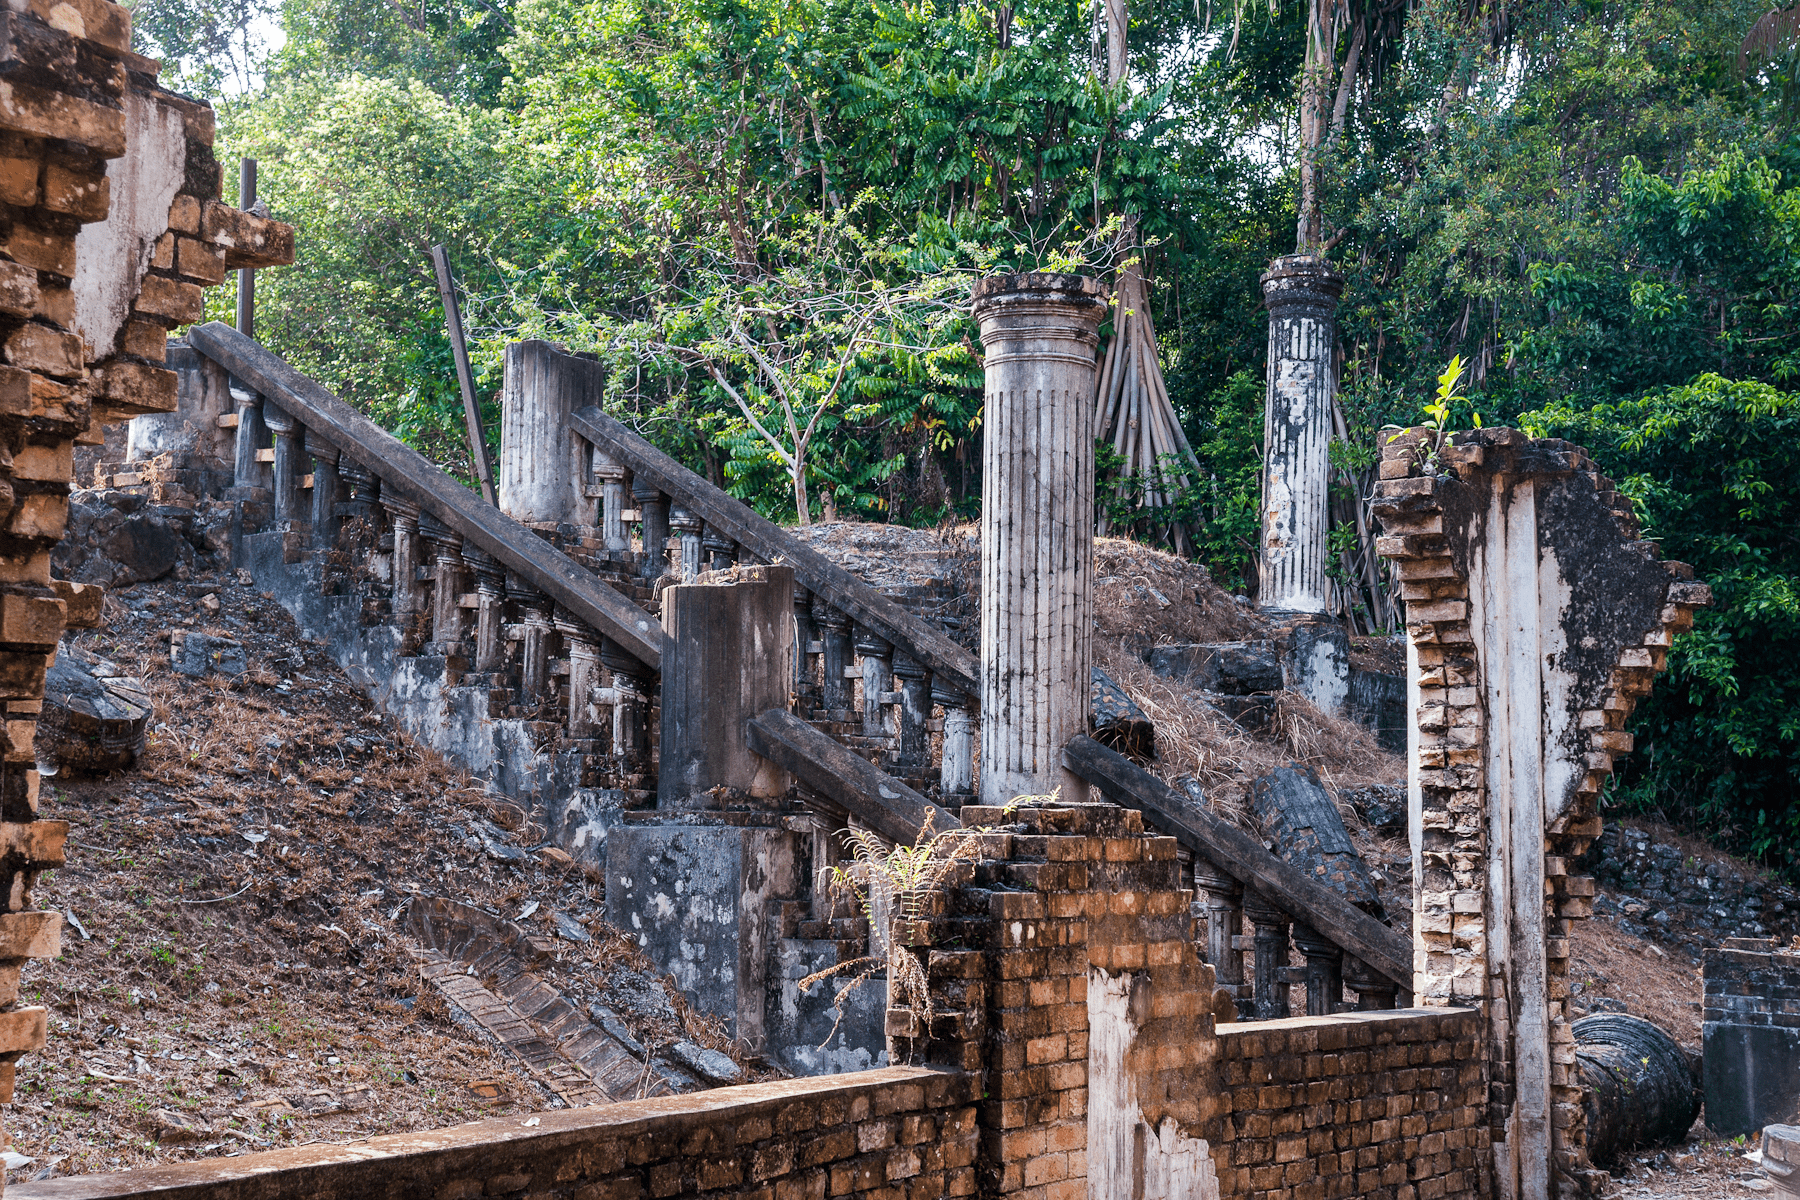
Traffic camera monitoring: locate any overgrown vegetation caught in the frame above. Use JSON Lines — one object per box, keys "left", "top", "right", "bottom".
{"left": 125, "top": 0, "right": 1800, "bottom": 872}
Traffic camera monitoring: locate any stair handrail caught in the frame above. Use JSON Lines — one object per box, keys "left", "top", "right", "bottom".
{"left": 187, "top": 322, "right": 663, "bottom": 670}
{"left": 1062, "top": 734, "right": 1415, "bottom": 995}
{"left": 568, "top": 404, "right": 977, "bottom": 704}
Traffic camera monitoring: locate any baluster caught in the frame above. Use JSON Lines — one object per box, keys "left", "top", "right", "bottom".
{"left": 555, "top": 610, "right": 603, "bottom": 740}
{"left": 466, "top": 548, "right": 506, "bottom": 676}
{"left": 670, "top": 506, "right": 702, "bottom": 583}
{"left": 419, "top": 515, "right": 469, "bottom": 655}
{"left": 1291, "top": 921, "right": 1344, "bottom": 1017}
{"left": 1342, "top": 955, "right": 1399, "bottom": 1011}
{"left": 890, "top": 651, "right": 930, "bottom": 770}
{"left": 814, "top": 603, "right": 853, "bottom": 714}
{"left": 600, "top": 639, "right": 650, "bottom": 772}
{"left": 382, "top": 497, "right": 423, "bottom": 616}
{"left": 595, "top": 452, "right": 630, "bottom": 552}
{"left": 933, "top": 682, "right": 973, "bottom": 797}
{"left": 231, "top": 384, "right": 266, "bottom": 490}
{"left": 262, "top": 404, "right": 305, "bottom": 528}
{"left": 307, "top": 432, "right": 341, "bottom": 547}
{"left": 792, "top": 583, "right": 817, "bottom": 699}
{"left": 1243, "top": 889, "right": 1292, "bottom": 1020}
{"left": 509, "top": 580, "right": 553, "bottom": 707}
{"left": 854, "top": 629, "right": 892, "bottom": 739}
{"left": 703, "top": 526, "right": 735, "bottom": 573}
{"left": 337, "top": 459, "right": 378, "bottom": 526}
{"left": 1193, "top": 860, "right": 1248, "bottom": 1019}
{"left": 634, "top": 480, "right": 670, "bottom": 580}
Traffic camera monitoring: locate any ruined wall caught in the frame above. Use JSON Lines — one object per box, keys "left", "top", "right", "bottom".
{"left": 7, "top": 1066, "right": 980, "bottom": 1200}
{"left": 1216, "top": 1008, "right": 1488, "bottom": 1200}
{"left": 1372, "top": 428, "right": 1710, "bottom": 1199}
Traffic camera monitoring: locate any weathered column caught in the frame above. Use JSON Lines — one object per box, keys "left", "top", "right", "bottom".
{"left": 595, "top": 452, "right": 630, "bottom": 551}
{"left": 814, "top": 602, "right": 853, "bottom": 713}
{"left": 383, "top": 497, "right": 423, "bottom": 616}
{"left": 1257, "top": 255, "right": 1343, "bottom": 615}
{"left": 509, "top": 580, "right": 554, "bottom": 706}
{"left": 934, "top": 681, "right": 973, "bottom": 797}
{"left": 972, "top": 272, "right": 1107, "bottom": 806}
{"left": 420, "top": 516, "right": 469, "bottom": 653}
{"left": 854, "top": 629, "right": 893, "bottom": 739}
{"left": 498, "top": 339, "right": 602, "bottom": 527}
{"left": 792, "top": 582, "right": 817, "bottom": 697}
{"left": 1373, "top": 426, "right": 1716, "bottom": 1200}
{"left": 634, "top": 479, "right": 670, "bottom": 580}
{"left": 231, "top": 384, "right": 267, "bottom": 490}
{"left": 466, "top": 548, "right": 506, "bottom": 675}
{"left": 555, "top": 610, "right": 603, "bottom": 740}
{"left": 1291, "top": 921, "right": 1343, "bottom": 1016}
{"left": 337, "top": 458, "right": 378, "bottom": 526}
{"left": 703, "top": 526, "right": 736, "bottom": 573}
{"left": 1243, "top": 889, "right": 1292, "bottom": 1020}
{"left": 1342, "top": 954, "right": 1398, "bottom": 1011}
{"left": 262, "top": 403, "right": 305, "bottom": 526}
{"left": 657, "top": 563, "right": 795, "bottom": 805}
{"left": 307, "top": 431, "right": 341, "bottom": 547}
{"left": 890, "top": 650, "right": 931, "bottom": 770}
{"left": 670, "top": 506, "right": 702, "bottom": 583}
{"left": 1194, "top": 859, "right": 1246, "bottom": 1017}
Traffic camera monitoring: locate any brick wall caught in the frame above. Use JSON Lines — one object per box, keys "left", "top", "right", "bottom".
{"left": 1215, "top": 1008, "right": 1488, "bottom": 1200}
{"left": 9, "top": 1066, "right": 978, "bottom": 1200}
{"left": 1702, "top": 938, "right": 1800, "bottom": 1136}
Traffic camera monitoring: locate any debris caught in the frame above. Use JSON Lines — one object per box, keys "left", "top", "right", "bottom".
{"left": 668, "top": 1040, "right": 743, "bottom": 1085}
{"left": 169, "top": 631, "right": 247, "bottom": 677}
{"left": 1091, "top": 667, "right": 1155, "bottom": 761}
{"left": 64, "top": 910, "right": 89, "bottom": 941}
{"left": 552, "top": 911, "right": 591, "bottom": 943}
{"left": 200, "top": 593, "right": 220, "bottom": 614}
{"left": 39, "top": 643, "right": 150, "bottom": 774}
{"left": 147, "top": 1108, "right": 208, "bottom": 1144}
{"left": 1339, "top": 784, "right": 1405, "bottom": 836}
{"left": 515, "top": 901, "right": 539, "bottom": 921}
{"left": 1249, "top": 765, "right": 1386, "bottom": 920}
{"left": 1147, "top": 641, "right": 1282, "bottom": 695}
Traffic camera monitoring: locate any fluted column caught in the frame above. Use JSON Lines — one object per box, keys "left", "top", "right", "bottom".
{"left": 972, "top": 272, "right": 1107, "bottom": 806}
{"left": 1258, "top": 255, "right": 1343, "bottom": 615}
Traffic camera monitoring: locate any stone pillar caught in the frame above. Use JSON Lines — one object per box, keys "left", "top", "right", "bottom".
{"left": 792, "top": 583, "right": 817, "bottom": 697}
{"left": 934, "top": 681, "right": 973, "bottom": 797}
{"left": 231, "top": 384, "right": 267, "bottom": 490}
{"left": 1194, "top": 860, "right": 1246, "bottom": 1018}
{"left": 1373, "top": 426, "right": 1716, "bottom": 1199}
{"left": 466, "top": 548, "right": 506, "bottom": 675}
{"left": 657, "top": 563, "right": 795, "bottom": 806}
{"left": 670, "top": 506, "right": 702, "bottom": 583}
{"left": 556, "top": 611, "right": 602, "bottom": 740}
{"left": 509, "top": 580, "right": 553, "bottom": 706}
{"left": 337, "top": 458, "right": 378, "bottom": 525}
{"left": 891, "top": 651, "right": 930, "bottom": 770}
{"left": 600, "top": 639, "right": 650, "bottom": 771}
{"left": 634, "top": 480, "right": 670, "bottom": 580}
{"left": 595, "top": 452, "right": 630, "bottom": 551}
{"left": 307, "top": 431, "right": 341, "bottom": 547}
{"left": 420, "top": 516, "right": 468, "bottom": 653}
{"left": 1243, "top": 889, "right": 1291, "bottom": 1020}
{"left": 1291, "top": 921, "right": 1343, "bottom": 1016}
{"left": 814, "top": 602, "right": 853, "bottom": 713}
{"left": 703, "top": 526, "right": 736, "bottom": 573}
{"left": 972, "top": 272, "right": 1107, "bottom": 806}
{"left": 854, "top": 629, "right": 892, "bottom": 739}
{"left": 498, "top": 339, "right": 601, "bottom": 527}
{"left": 383, "top": 497, "right": 423, "bottom": 616}
{"left": 1257, "top": 255, "right": 1343, "bottom": 615}
{"left": 262, "top": 403, "right": 306, "bottom": 527}
{"left": 1343, "top": 954, "right": 1397, "bottom": 1011}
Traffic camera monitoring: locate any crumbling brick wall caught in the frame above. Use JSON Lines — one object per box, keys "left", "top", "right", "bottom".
{"left": 0, "top": 0, "right": 291, "bottom": 1147}
{"left": 1216, "top": 1008, "right": 1489, "bottom": 1200}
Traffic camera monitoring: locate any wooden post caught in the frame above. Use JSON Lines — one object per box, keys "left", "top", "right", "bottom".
{"left": 429, "top": 244, "right": 497, "bottom": 506}
{"left": 1258, "top": 255, "right": 1343, "bottom": 615}
{"left": 971, "top": 272, "right": 1107, "bottom": 806}
{"left": 236, "top": 158, "right": 256, "bottom": 339}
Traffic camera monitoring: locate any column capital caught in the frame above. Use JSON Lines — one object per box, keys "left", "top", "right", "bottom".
{"left": 1261, "top": 254, "right": 1344, "bottom": 319}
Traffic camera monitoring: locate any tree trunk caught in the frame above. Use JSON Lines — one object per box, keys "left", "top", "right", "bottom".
{"left": 1295, "top": 0, "right": 1334, "bottom": 253}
